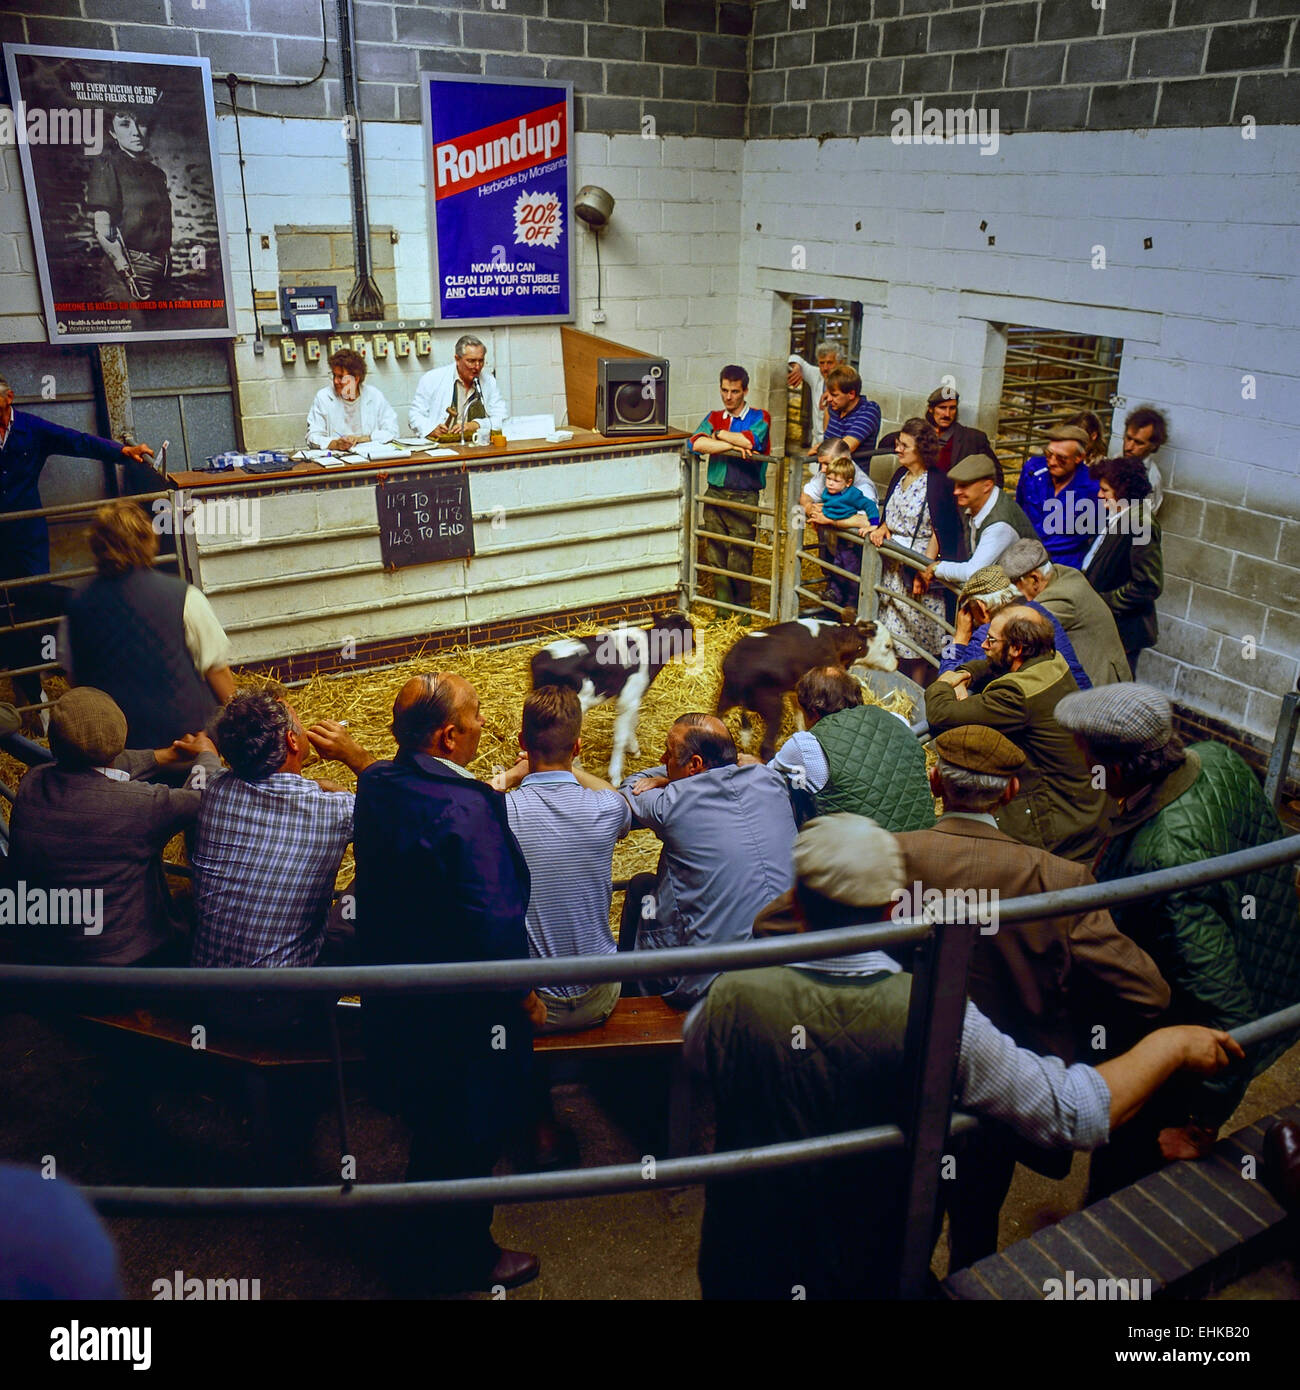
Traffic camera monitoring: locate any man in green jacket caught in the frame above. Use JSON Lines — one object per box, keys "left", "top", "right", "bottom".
{"left": 1056, "top": 683, "right": 1300, "bottom": 1193}
{"left": 926, "top": 606, "right": 1108, "bottom": 861}
{"left": 686, "top": 812, "right": 1243, "bottom": 1299}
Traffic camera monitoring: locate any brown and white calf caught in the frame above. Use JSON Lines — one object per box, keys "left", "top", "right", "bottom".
{"left": 530, "top": 612, "right": 695, "bottom": 783}
{"left": 716, "top": 617, "right": 899, "bottom": 761}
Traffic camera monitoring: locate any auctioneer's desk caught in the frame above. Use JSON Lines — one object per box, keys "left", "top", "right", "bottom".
{"left": 167, "top": 430, "right": 689, "bottom": 674}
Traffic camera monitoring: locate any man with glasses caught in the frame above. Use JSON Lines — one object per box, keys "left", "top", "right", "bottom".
{"left": 925, "top": 605, "right": 1107, "bottom": 862}
{"left": 409, "top": 334, "right": 509, "bottom": 442}
{"left": 1015, "top": 423, "right": 1100, "bottom": 568}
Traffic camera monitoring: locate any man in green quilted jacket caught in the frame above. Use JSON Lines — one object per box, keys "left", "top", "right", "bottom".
{"left": 1056, "top": 683, "right": 1300, "bottom": 1193}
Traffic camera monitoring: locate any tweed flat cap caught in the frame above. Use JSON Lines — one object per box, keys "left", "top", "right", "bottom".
{"left": 927, "top": 385, "right": 959, "bottom": 406}
{"left": 948, "top": 453, "right": 999, "bottom": 482}
{"left": 48, "top": 688, "right": 128, "bottom": 766}
{"left": 1055, "top": 683, "right": 1173, "bottom": 753}
{"left": 794, "top": 813, "right": 905, "bottom": 908}
{"left": 1046, "top": 424, "right": 1092, "bottom": 449}
{"left": 958, "top": 565, "right": 1012, "bottom": 605}
{"left": 933, "top": 725, "right": 1026, "bottom": 776}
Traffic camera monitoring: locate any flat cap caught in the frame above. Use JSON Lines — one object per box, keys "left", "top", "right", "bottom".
{"left": 1055, "top": 683, "right": 1173, "bottom": 754}
{"left": 794, "top": 813, "right": 905, "bottom": 908}
{"left": 927, "top": 385, "right": 959, "bottom": 406}
{"left": 933, "top": 725, "right": 1026, "bottom": 776}
{"left": 948, "top": 453, "right": 998, "bottom": 482}
{"left": 1046, "top": 424, "right": 1092, "bottom": 449}
{"left": 958, "top": 565, "right": 1011, "bottom": 604}
{"left": 48, "top": 687, "right": 128, "bottom": 767}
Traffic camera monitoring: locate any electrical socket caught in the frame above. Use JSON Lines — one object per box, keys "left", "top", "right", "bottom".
{"left": 591, "top": 309, "right": 607, "bottom": 324}
{"left": 279, "top": 337, "right": 297, "bottom": 365}
{"left": 304, "top": 338, "right": 321, "bottom": 362}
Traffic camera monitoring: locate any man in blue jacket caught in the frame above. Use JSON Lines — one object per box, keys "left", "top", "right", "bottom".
{"left": 0, "top": 373, "right": 155, "bottom": 711}
{"left": 354, "top": 671, "right": 543, "bottom": 1293}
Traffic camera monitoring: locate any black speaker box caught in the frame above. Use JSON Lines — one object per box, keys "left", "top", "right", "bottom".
{"left": 596, "top": 357, "right": 669, "bottom": 435}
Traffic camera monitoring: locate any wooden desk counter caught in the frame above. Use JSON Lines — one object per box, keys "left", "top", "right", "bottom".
{"left": 169, "top": 428, "right": 689, "bottom": 489}
{"left": 172, "top": 429, "right": 689, "bottom": 673}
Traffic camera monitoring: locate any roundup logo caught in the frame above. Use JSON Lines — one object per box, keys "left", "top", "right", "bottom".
{"left": 433, "top": 102, "right": 567, "bottom": 199}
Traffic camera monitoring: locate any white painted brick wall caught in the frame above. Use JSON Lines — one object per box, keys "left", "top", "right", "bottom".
{"left": 739, "top": 127, "right": 1300, "bottom": 748}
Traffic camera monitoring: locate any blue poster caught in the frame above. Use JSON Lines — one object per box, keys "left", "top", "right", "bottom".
{"left": 422, "top": 74, "right": 574, "bottom": 327}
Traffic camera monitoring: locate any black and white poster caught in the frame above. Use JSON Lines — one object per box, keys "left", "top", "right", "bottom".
{"left": 3, "top": 45, "right": 236, "bottom": 344}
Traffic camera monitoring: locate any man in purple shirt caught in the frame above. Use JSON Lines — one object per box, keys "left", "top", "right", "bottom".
{"left": 822, "top": 365, "right": 881, "bottom": 457}
{"left": 1015, "top": 423, "right": 1100, "bottom": 568}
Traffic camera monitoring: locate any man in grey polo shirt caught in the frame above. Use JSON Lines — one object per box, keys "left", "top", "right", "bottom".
{"left": 619, "top": 713, "right": 797, "bottom": 1007}
{"left": 498, "top": 685, "right": 632, "bottom": 1033}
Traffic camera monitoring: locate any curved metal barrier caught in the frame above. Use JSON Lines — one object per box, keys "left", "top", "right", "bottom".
{"left": 3, "top": 835, "right": 1299, "bottom": 1299}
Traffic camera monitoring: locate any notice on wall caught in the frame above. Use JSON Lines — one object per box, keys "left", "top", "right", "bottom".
{"left": 421, "top": 74, "right": 574, "bottom": 328}
{"left": 3, "top": 44, "right": 236, "bottom": 344}
{"left": 376, "top": 468, "right": 475, "bottom": 571}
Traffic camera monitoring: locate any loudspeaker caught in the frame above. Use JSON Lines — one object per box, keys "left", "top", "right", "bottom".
{"left": 596, "top": 357, "right": 669, "bottom": 435}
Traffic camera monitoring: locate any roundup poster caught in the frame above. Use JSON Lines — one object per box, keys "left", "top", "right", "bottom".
{"left": 422, "top": 74, "right": 575, "bottom": 327}
{"left": 3, "top": 45, "right": 235, "bottom": 345}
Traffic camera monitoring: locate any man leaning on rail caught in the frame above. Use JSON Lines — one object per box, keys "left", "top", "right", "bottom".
{"left": 685, "top": 812, "right": 1243, "bottom": 1301}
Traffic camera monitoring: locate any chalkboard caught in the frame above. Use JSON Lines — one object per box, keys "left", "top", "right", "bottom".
{"left": 375, "top": 468, "right": 475, "bottom": 570}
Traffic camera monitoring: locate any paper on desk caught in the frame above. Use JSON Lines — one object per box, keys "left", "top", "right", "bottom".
{"left": 502, "top": 414, "right": 555, "bottom": 441}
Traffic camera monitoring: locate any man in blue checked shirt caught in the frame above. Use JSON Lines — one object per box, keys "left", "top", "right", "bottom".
{"left": 191, "top": 691, "right": 375, "bottom": 977}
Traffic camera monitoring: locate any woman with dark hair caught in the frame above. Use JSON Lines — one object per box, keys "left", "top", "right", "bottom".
{"left": 1082, "top": 456, "right": 1163, "bottom": 677}
{"left": 867, "top": 417, "right": 959, "bottom": 685}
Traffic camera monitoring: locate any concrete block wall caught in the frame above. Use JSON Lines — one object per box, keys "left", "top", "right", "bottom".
{"left": 736, "top": 125, "right": 1300, "bottom": 751}
{"left": 0, "top": 0, "right": 752, "bottom": 134}
{"left": 748, "top": 0, "right": 1300, "bottom": 137}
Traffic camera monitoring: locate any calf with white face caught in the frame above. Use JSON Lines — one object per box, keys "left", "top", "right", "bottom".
{"left": 530, "top": 612, "right": 694, "bottom": 783}
{"left": 717, "top": 616, "right": 899, "bottom": 761}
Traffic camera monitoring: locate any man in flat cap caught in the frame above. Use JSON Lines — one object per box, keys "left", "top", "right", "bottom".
{"left": 5, "top": 688, "right": 218, "bottom": 966}
{"left": 893, "top": 726, "right": 1168, "bottom": 1268}
{"left": 1056, "top": 685, "right": 1300, "bottom": 1192}
{"left": 686, "top": 812, "right": 1240, "bottom": 1299}
{"left": 939, "top": 563, "right": 1092, "bottom": 693}
{"left": 926, "top": 605, "right": 1108, "bottom": 861}
{"left": 920, "top": 453, "right": 1036, "bottom": 589}
{"left": 880, "top": 385, "right": 999, "bottom": 480}
{"left": 1014, "top": 424, "right": 1102, "bottom": 569}
{"left": 999, "top": 536, "right": 1131, "bottom": 688}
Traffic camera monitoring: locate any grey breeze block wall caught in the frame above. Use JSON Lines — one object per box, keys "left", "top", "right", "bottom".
{"left": 0, "top": 1, "right": 753, "bottom": 137}
{"left": 748, "top": 0, "right": 1300, "bottom": 138}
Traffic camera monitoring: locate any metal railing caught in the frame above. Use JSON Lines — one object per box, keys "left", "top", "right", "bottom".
{"left": 3, "top": 836, "right": 1299, "bottom": 1299}
{"left": 777, "top": 453, "right": 957, "bottom": 668}
{"left": 685, "top": 448, "right": 787, "bottom": 624}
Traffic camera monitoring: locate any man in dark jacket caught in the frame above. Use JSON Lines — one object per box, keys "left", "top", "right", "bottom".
{"left": 4, "top": 687, "right": 217, "bottom": 966}
{"left": 881, "top": 386, "right": 1000, "bottom": 482}
{"left": 354, "top": 672, "right": 543, "bottom": 1293}
{"left": 1056, "top": 683, "right": 1300, "bottom": 1193}
{"left": 0, "top": 374, "right": 155, "bottom": 714}
{"left": 926, "top": 606, "right": 1108, "bottom": 861}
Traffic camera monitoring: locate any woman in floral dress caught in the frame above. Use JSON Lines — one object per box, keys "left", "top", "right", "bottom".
{"left": 867, "top": 418, "right": 954, "bottom": 686}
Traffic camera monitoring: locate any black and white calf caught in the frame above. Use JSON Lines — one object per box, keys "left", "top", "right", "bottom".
{"left": 717, "top": 616, "right": 899, "bottom": 761}
{"left": 530, "top": 612, "right": 695, "bottom": 783}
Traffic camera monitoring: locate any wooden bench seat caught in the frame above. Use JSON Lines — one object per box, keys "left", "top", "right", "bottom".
{"left": 533, "top": 995, "right": 686, "bottom": 1057}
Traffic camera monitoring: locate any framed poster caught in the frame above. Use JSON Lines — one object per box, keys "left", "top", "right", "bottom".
{"left": 421, "top": 73, "right": 575, "bottom": 327}
{"left": 3, "top": 45, "right": 236, "bottom": 344}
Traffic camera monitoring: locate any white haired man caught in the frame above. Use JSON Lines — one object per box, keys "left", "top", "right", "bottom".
{"left": 786, "top": 340, "right": 841, "bottom": 447}
{"left": 409, "top": 334, "right": 509, "bottom": 441}
{"left": 999, "top": 536, "right": 1130, "bottom": 687}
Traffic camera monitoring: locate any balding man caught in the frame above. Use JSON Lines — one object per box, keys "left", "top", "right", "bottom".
{"left": 353, "top": 672, "right": 541, "bottom": 1293}
{"left": 925, "top": 606, "right": 1107, "bottom": 862}
{"left": 618, "top": 713, "right": 796, "bottom": 1006}
{"left": 1000, "top": 536, "right": 1131, "bottom": 687}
